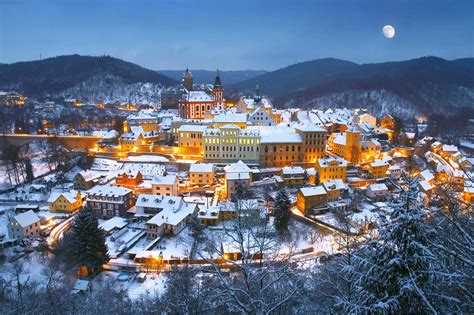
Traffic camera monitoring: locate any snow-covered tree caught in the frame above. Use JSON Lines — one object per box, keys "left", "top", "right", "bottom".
{"left": 274, "top": 189, "right": 291, "bottom": 230}
{"left": 65, "top": 207, "right": 109, "bottom": 275}
{"left": 343, "top": 173, "right": 453, "bottom": 314}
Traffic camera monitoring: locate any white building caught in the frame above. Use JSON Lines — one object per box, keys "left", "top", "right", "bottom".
{"left": 203, "top": 124, "right": 260, "bottom": 164}
{"left": 224, "top": 160, "right": 253, "bottom": 198}
{"left": 8, "top": 210, "right": 41, "bottom": 240}
{"left": 144, "top": 196, "right": 197, "bottom": 238}
{"left": 366, "top": 183, "right": 389, "bottom": 201}
{"left": 151, "top": 174, "right": 179, "bottom": 196}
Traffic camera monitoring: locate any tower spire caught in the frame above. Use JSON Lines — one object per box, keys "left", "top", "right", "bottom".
{"left": 214, "top": 69, "right": 222, "bottom": 89}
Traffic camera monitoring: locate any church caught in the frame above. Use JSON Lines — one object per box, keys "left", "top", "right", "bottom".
{"left": 178, "top": 68, "right": 225, "bottom": 119}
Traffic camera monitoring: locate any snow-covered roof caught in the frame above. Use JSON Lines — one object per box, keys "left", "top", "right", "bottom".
{"left": 317, "top": 157, "right": 347, "bottom": 168}
{"left": 322, "top": 179, "right": 348, "bottom": 192}
{"left": 13, "top": 210, "right": 40, "bottom": 228}
{"left": 73, "top": 280, "right": 90, "bottom": 291}
{"left": 294, "top": 122, "right": 326, "bottom": 133}
{"left": 136, "top": 194, "right": 182, "bottom": 210}
{"left": 99, "top": 216, "right": 127, "bottom": 233}
{"left": 333, "top": 133, "right": 346, "bottom": 146}
{"left": 419, "top": 180, "right": 433, "bottom": 192}
{"left": 146, "top": 200, "right": 196, "bottom": 226}
{"left": 261, "top": 133, "right": 301, "bottom": 144}
{"left": 190, "top": 163, "right": 215, "bottom": 173}
{"left": 224, "top": 160, "right": 252, "bottom": 173}
{"left": 197, "top": 205, "right": 220, "bottom": 219}
{"left": 367, "top": 183, "right": 388, "bottom": 192}
{"left": 178, "top": 125, "right": 209, "bottom": 132}
{"left": 419, "top": 170, "right": 434, "bottom": 182}
{"left": 151, "top": 174, "right": 177, "bottom": 185}
{"left": 76, "top": 171, "right": 103, "bottom": 182}
{"left": 282, "top": 166, "right": 305, "bottom": 175}
{"left": 87, "top": 185, "right": 131, "bottom": 197}
{"left": 299, "top": 186, "right": 326, "bottom": 197}
{"left": 117, "top": 169, "right": 142, "bottom": 179}
{"left": 442, "top": 144, "right": 458, "bottom": 153}
{"left": 213, "top": 113, "right": 247, "bottom": 123}
{"left": 48, "top": 190, "right": 81, "bottom": 204}
{"left": 186, "top": 91, "right": 213, "bottom": 102}
{"left": 370, "top": 160, "right": 389, "bottom": 168}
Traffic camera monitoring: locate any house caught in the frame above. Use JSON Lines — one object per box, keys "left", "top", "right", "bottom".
{"left": 369, "top": 159, "right": 390, "bottom": 179}
{"left": 14, "top": 204, "right": 39, "bottom": 213}
{"left": 71, "top": 279, "right": 92, "bottom": 294}
{"left": 74, "top": 171, "right": 103, "bottom": 190}
{"left": 189, "top": 163, "right": 215, "bottom": 186}
{"left": 247, "top": 107, "right": 275, "bottom": 126}
{"left": 281, "top": 166, "right": 305, "bottom": 186}
{"left": 7, "top": 210, "right": 41, "bottom": 240}
{"left": 316, "top": 157, "right": 347, "bottom": 183}
{"left": 388, "top": 165, "right": 402, "bottom": 180}
{"left": 86, "top": 185, "right": 134, "bottom": 219}
{"left": 135, "top": 194, "right": 182, "bottom": 215}
{"left": 296, "top": 186, "right": 327, "bottom": 215}
{"left": 48, "top": 190, "right": 83, "bottom": 213}
{"left": 322, "top": 179, "right": 349, "bottom": 202}
{"left": 224, "top": 160, "right": 253, "bottom": 198}
{"left": 151, "top": 174, "right": 179, "bottom": 196}
{"left": 197, "top": 204, "right": 238, "bottom": 226}
{"left": 115, "top": 170, "right": 143, "bottom": 190}
{"left": 98, "top": 216, "right": 128, "bottom": 235}
{"left": 366, "top": 183, "right": 389, "bottom": 201}
{"left": 435, "top": 164, "right": 450, "bottom": 182}
{"left": 145, "top": 199, "right": 197, "bottom": 238}
{"left": 419, "top": 170, "right": 435, "bottom": 183}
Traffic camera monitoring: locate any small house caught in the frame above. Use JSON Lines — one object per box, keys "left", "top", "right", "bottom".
{"left": 7, "top": 210, "right": 41, "bottom": 240}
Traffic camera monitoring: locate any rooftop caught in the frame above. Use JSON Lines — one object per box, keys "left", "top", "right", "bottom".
{"left": 13, "top": 210, "right": 40, "bottom": 228}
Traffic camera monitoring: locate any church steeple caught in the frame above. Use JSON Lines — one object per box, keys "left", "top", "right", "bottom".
{"left": 214, "top": 69, "right": 222, "bottom": 89}
{"left": 254, "top": 83, "right": 262, "bottom": 103}
{"left": 183, "top": 67, "right": 193, "bottom": 91}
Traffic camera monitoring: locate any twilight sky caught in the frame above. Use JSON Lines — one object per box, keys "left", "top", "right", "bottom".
{"left": 0, "top": 0, "right": 473, "bottom": 70}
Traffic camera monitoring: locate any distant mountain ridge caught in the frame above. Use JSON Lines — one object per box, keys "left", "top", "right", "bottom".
{"left": 230, "top": 56, "right": 474, "bottom": 117}
{"left": 158, "top": 69, "right": 267, "bottom": 85}
{"left": 0, "top": 54, "right": 472, "bottom": 116}
{"left": 0, "top": 55, "right": 177, "bottom": 100}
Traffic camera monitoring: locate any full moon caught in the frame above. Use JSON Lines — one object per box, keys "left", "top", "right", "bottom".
{"left": 383, "top": 25, "right": 395, "bottom": 39}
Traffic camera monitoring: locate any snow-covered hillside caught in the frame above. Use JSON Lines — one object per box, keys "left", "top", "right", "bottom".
{"left": 53, "top": 73, "right": 167, "bottom": 105}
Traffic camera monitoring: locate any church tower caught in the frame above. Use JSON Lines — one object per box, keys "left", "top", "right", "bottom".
{"left": 212, "top": 69, "right": 224, "bottom": 110}
{"left": 254, "top": 84, "right": 262, "bottom": 105}
{"left": 344, "top": 124, "right": 361, "bottom": 164}
{"left": 183, "top": 68, "right": 193, "bottom": 91}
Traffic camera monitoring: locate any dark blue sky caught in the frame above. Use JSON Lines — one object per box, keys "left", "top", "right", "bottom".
{"left": 0, "top": 0, "right": 473, "bottom": 70}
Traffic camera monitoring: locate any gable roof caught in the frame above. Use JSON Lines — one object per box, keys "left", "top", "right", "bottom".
{"left": 13, "top": 210, "right": 40, "bottom": 228}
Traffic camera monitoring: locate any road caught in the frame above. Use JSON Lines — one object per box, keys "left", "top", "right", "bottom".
{"left": 48, "top": 215, "right": 75, "bottom": 246}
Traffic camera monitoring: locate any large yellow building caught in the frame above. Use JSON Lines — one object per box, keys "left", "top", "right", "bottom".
{"left": 203, "top": 124, "right": 260, "bottom": 164}
{"left": 328, "top": 124, "right": 381, "bottom": 164}
{"left": 297, "top": 186, "right": 327, "bottom": 215}
{"left": 316, "top": 157, "right": 347, "bottom": 183}
{"left": 295, "top": 123, "right": 327, "bottom": 163}
{"left": 48, "top": 191, "right": 83, "bottom": 213}
{"left": 369, "top": 159, "right": 390, "bottom": 178}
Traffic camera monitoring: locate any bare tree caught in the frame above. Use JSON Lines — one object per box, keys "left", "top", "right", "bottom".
{"left": 200, "top": 196, "right": 304, "bottom": 314}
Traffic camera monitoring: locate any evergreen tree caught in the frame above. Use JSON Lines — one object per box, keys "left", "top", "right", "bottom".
{"left": 66, "top": 207, "right": 109, "bottom": 274}
{"left": 274, "top": 189, "right": 291, "bottom": 230}
{"left": 344, "top": 173, "right": 449, "bottom": 314}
